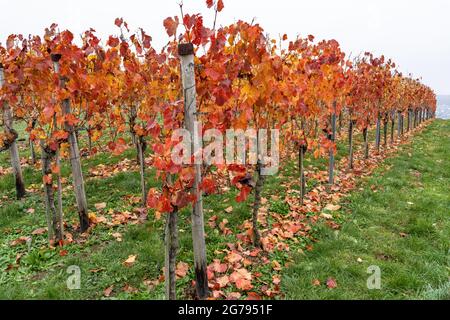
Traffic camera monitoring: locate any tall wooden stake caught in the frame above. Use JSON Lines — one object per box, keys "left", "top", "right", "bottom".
{"left": 375, "top": 113, "right": 381, "bottom": 152}
{"left": 329, "top": 107, "right": 337, "bottom": 185}
{"left": 348, "top": 119, "right": 354, "bottom": 169}
{"left": 0, "top": 64, "right": 26, "bottom": 200}
{"left": 52, "top": 54, "right": 89, "bottom": 233}
{"left": 179, "top": 43, "right": 209, "bottom": 300}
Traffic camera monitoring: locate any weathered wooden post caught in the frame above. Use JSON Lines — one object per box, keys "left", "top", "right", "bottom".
{"left": 0, "top": 63, "right": 26, "bottom": 200}
{"left": 390, "top": 111, "right": 395, "bottom": 144}
{"left": 375, "top": 113, "right": 381, "bottom": 152}
{"left": 329, "top": 105, "right": 337, "bottom": 184}
{"left": 52, "top": 54, "right": 89, "bottom": 233}
{"left": 164, "top": 174, "right": 179, "bottom": 300}
{"left": 178, "top": 43, "right": 209, "bottom": 300}
{"left": 348, "top": 118, "right": 355, "bottom": 169}
{"left": 137, "top": 136, "right": 147, "bottom": 207}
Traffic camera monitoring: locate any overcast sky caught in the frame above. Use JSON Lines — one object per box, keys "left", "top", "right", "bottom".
{"left": 1, "top": 0, "right": 449, "bottom": 94}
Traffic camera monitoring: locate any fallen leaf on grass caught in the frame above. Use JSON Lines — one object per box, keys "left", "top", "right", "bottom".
{"left": 320, "top": 213, "right": 333, "bottom": 220}
{"left": 226, "top": 252, "right": 243, "bottom": 264}
{"left": 226, "top": 292, "right": 242, "bottom": 300}
{"left": 216, "top": 275, "right": 230, "bottom": 288}
{"left": 176, "top": 262, "right": 189, "bottom": 279}
{"left": 123, "top": 255, "right": 137, "bottom": 267}
{"left": 59, "top": 250, "right": 68, "bottom": 257}
{"left": 224, "top": 206, "right": 234, "bottom": 213}
{"left": 324, "top": 204, "right": 341, "bottom": 212}
{"left": 326, "top": 278, "right": 337, "bottom": 289}
{"left": 210, "top": 259, "right": 228, "bottom": 273}
{"left": 246, "top": 292, "right": 262, "bottom": 300}
{"left": 271, "top": 260, "right": 282, "bottom": 271}
{"left": 95, "top": 202, "right": 107, "bottom": 211}
{"left": 123, "top": 284, "right": 138, "bottom": 294}
{"left": 10, "top": 236, "right": 31, "bottom": 247}
{"left": 312, "top": 279, "right": 321, "bottom": 287}
{"left": 112, "top": 232, "right": 123, "bottom": 242}
{"left": 31, "top": 227, "right": 47, "bottom": 236}
{"left": 230, "top": 268, "right": 253, "bottom": 291}
{"left": 104, "top": 285, "right": 114, "bottom": 297}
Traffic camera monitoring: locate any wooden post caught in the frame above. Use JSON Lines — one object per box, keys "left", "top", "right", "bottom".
{"left": 178, "top": 43, "right": 209, "bottom": 300}
{"left": 40, "top": 141, "right": 56, "bottom": 242}
{"left": 55, "top": 142, "right": 64, "bottom": 242}
{"left": 299, "top": 144, "right": 306, "bottom": 203}
{"left": 0, "top": 64, "right": 26, "bottom": 200}
{"left": 375, "top": 113, "right": 381, "bottom": 152}
{"left": 397, "top": 111, "right": 402, "bottom": 138}
{"left": 165, "top": 205, "right": 179, "bottom": 300}
{"left": 390, "top": 112, "right": 395, "bottom": 144}
{"left": 363, "top": 127, "right": 369, "bottom": 160}
{"left": 329, "top": 107, "right": 337, "bottom": 185}
{"left": 52, "top": 54, "right": 89, "bottom": 233}
{"left": 348, "top": 119, "right": 354, "bottom": 169}
{"left": 137, "top": 137, "right": 147, "bottom": 207}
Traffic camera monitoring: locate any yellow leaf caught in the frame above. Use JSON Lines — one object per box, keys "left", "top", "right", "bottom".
{"left": 123, "top": 255, "right": 137, "bottom": 267}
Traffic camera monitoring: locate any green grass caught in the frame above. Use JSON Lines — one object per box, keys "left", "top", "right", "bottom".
{"left": 0, "top": 119, "right": 448, "bottom": 300}
{"left": 283, "top": 120, "right": 450, "bottom": 300}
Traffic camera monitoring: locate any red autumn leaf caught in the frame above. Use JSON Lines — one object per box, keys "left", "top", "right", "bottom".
{"left": 217, "top": 0, "right": 225, "bottom": 12}
{"left": 43, "top": 174, "right": 52, "bottom": 185}
{"left": 200, "top": 178, "right": 216, "bottom": 194}
{"left": 236, "top": 185, "right": 252, "bottom": 203}
{"left": 206, "top": 0, "right": 214, "bottom": 8}
{"left": 163, "top": 17, "right": 179, "bottom": 37}
{"left": 205, "top": 68, "right": 222, "bottom": 81}
{"left": 114, "top": 18, "right": 123, "bottom": 27}
{"left": 246, "top": 292, "right": 262, "bottom": 300}
{"left": 53, "top": 130, "right": 69, "bottom": 141}
{"left": 326, "top": 278, "right": 338, "bottom": 289}
{"left": 65, "top": 114, "right": 79, "bottom": 126}
{"left": 107, "top": 36, "right": 120, "bottom": 47}
{"left": 146, "top": 189, "right": 160, "bottom": 209}
{"left": 59, "top": 250, "right": 68, "bottom": 257}
{"left": 157, "top": 195, "right": 172, "bottom": 213}
{"left": 51, "top": 164, "right": 60, "bottom": 175}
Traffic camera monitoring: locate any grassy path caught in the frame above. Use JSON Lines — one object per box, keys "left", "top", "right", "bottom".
{"left": 283, "top": 120, "right": 450, "bottom": 300}
{"left": 0, "top": 120, "right": 447, "bottom": 300}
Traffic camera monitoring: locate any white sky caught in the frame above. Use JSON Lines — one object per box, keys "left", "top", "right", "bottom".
{"left": 1, "top": 0, "right": 449, "bottom": 94}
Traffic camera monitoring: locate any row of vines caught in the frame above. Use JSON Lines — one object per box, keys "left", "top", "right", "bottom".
{"left": 0, "top": 0, "right": 436, "bottom": 300}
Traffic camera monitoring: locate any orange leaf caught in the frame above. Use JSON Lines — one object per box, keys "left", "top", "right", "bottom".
{"left": 43, "top": 174, "right": 52, "bottom": 185}
{"left": 123, "top": 255, "right": 137, "bottom": 267}
{"left": 176, "top": 262, "right": 189, "bottom": 279}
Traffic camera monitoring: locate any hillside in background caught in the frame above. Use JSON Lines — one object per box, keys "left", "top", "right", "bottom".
{"left": 437, "top": 95, "right": 450, "bottom": 119}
